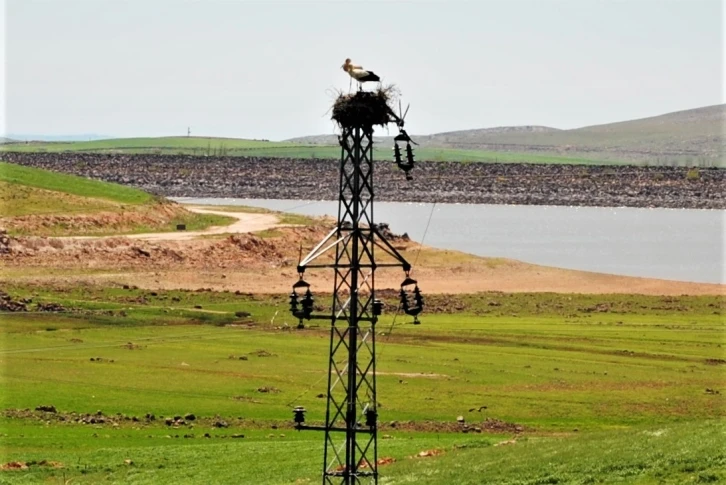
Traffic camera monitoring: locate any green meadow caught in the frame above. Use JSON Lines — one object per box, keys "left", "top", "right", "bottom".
{"left": 0, "top": 161, "right": 154, "bottom": 207}
{"left": 0, "top": 284, "right": 724, "bottom": 483}
{"left": 1, "top": 136, "right": 612, "bottom": 165}
{"left": 0, "top": 161, "right": 235, "bottom": 235}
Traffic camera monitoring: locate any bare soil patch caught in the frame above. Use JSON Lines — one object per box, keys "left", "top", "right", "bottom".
{"left": 1, "top": 221, "right": 723, "bottom": 295}
{"left": 1, "top": 200, "right": 189, "bottom": 236}
{"left": 75, "top": 206, "right": 285, "bottom": 242}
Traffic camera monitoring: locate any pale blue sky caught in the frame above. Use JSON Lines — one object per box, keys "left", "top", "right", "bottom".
{"left": 2, "top": 0, "right": 724, "bottom": 140}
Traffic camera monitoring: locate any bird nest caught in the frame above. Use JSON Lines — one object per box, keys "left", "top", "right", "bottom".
{"left": 331, "top": 85, "right": 399, "bottom": 129}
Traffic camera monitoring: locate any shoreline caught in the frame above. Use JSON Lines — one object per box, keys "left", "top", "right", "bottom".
{"left": 174, "top": 196, "right": 726, "bottom": 212}
{"left": 2, "top": 212, "right": 723, "bottom": 294}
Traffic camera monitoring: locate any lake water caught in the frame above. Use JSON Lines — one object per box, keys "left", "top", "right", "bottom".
{"left": 173, "top": 197, "right": 725, "bottom": 285}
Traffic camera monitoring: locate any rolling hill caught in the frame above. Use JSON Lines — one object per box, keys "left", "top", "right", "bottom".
{"left": 3, "top": 105, "right": 723, "bottom": 166}
{"left": 1, "top": 136, "right": 604, "bottom": 165}
{"left": 288, "top": 104, "right": 725, "bottom": 165}
{"left": 0, "top": 161, "right": 233, "bottom": 235}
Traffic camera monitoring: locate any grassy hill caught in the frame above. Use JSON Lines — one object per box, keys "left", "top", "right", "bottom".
{"left": 1, "top": 136, "right": 300, "bottom": 154}
{"left": 290, "top": 104, "right": 726, "bottom": 166}
{"left": 0, "top": 161, "right": 233, "bottom": 235}
{"left": 3, "top": 105, "right": 723, "bottom": 166}
{"left": 0, "top": 161, "right": 154, "bottom": 209}
{"left": 0, "top": 136, "right": 615, "bottom": 165}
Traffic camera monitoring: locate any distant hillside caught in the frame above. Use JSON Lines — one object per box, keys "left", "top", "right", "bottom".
{"left": 286, "top": 126, "right": 560, "bottom": 146}
{"left": 5, "top": 133, "right": 113, "bottom": 142}
{"left": 0, "top": 136, "right": 306, "bottom": 155}
{"left": 288, "top": 105, "right": 725, "bottom": 165}
{"left": 4, "top": 105, "right": 723, "bottom": 166}
{"left": 287, "top": 125, "right": 561, "bottom": 145}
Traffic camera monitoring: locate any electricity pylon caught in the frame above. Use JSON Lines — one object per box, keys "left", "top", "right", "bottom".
{"left": 289, "top": 92, "right": 423, "bottom": 484}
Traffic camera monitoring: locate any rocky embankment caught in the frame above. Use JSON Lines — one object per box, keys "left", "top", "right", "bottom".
{"left": 4, "top": 153, "right": 725, "bottom": 209}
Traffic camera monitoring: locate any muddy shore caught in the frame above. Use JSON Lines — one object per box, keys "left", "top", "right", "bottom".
{"left": 4, "top": 153, "right": 725, "bottom": 209}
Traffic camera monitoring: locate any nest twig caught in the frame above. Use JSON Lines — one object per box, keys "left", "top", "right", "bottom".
{"left": 331, "top": 84, "right": 400, "bottom": 129}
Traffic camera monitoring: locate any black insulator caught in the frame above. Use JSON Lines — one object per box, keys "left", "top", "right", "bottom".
{"left": 405, "top": 143, "right": 415, "bottom": 165}
{"left": 293, "top": 278, "right": 310, "bottom": 289}
{"left": 404, "top": 305, "right": 421, "bottom": 317}
{"left": 394, "top": 141, "right": 414, "bottom": 179}
{"left": 413, "top": 286, "right": 424, "bottom": 307}
{"left": 365, "top": 408, "right": 377, "bottom": 427}
{"left": 393, "top": 143, "right": 403, "bottom": 164}
{"left": 372, "top": 299, "right": 383, "bottom": 316}
{"left": 394, "top": 131, "right": 409, "bottom": 142}
{"left": 398, "top": 282, "right": 423, "bottom": 318}
{"left": 289, "top": 291, "right": 299, "bottom": 313}
{"left": 402, "top": 276, "right": 417, "bottom": 287}
{"left": 293, "top": 406, "right": 306, "bottom": 424}
{"left": 302, "top": 288, "right": 314, "bottom": 318}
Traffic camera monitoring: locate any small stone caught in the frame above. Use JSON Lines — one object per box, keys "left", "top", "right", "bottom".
{"left": 35, "top": 405, "right": 57, "bottom": 413}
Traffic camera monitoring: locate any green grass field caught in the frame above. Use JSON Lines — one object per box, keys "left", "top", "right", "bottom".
{"left": 0, "top": 284, "right": 723, "bottom": 483}
{"left": 0, "top": 161, "right": 153, "bottom": 206}
{"left": 1, "top": 419, "right": 721, "bottom": 484}
{"left": 0, "top": 136, "right": 614, "bottom": 165}
{"left": 0, "top": 161, "right": 236, "bottom": 235}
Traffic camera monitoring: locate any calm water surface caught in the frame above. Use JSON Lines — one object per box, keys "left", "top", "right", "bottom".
{"left": 174, "top": 197, "right": 725, "bottom": 285}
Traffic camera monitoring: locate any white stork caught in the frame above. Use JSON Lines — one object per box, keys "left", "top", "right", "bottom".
{"left": 341, "top": 58, "right": 381, "bottom": 91}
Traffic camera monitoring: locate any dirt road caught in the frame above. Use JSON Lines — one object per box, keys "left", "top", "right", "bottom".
{"left": 63, "top": 206, "right": 283, "bottom": 241}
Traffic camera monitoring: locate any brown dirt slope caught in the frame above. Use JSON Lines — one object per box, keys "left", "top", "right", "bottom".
{"left": 1, "top": 200, "right": 192, "bottom": 236}
{"left": 1, "top": 224, "right": 722, "bottom": 296}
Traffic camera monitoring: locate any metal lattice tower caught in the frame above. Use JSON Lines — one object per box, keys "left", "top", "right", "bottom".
{"left": 289, "top": 93, "right": 423, "bottom": 484}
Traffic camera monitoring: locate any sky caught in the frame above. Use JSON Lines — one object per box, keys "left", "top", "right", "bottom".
{"left": 2, "top": 0, "right": 724, "bottom": 140}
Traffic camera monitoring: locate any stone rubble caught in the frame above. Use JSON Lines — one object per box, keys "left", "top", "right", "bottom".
{"left": 4, "top": 153, "right": 724, "bottom": 209}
